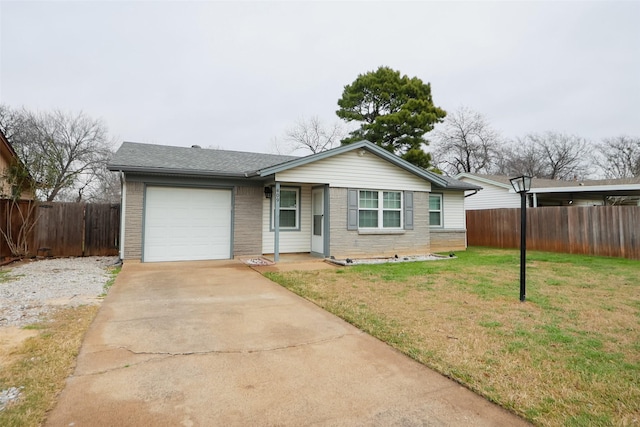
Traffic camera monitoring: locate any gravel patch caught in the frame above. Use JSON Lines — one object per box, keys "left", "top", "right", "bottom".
{"left": 0, "top": 386, "right": 23, "bottom": 411}
{"left": 327, "top": 254, "right": 454, "bottom": 266}
{"left": 241, "top": 257, "right": 275, "bottom": 266}
{"left": 0, "top": 256, "right": 119, "bottom": 327}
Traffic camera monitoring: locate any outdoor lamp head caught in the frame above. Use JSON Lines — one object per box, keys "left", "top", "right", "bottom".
{"left": 510, "top": 176, "right": 532, "bottom": 193}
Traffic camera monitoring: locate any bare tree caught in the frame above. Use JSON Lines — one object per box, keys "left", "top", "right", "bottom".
{"left": 284, "top": 116, "right": 344, "bottom": 154}
{"left": 431, "top": 107, "right": 502, "bottom": 175}
{"left": 55, "top": 156, "right": 121, "bottom": 203}
{"left": 0, "top": 161, "right": 40, "bottom": 258}
{"left": 594, "top": 136, "right": 640, "bottom": 178}
{"left": 499, "top": 132, "right": 593, "bottom": 180}
{"left": 0, "top": 105, "right": 24, "bottom": 142}
{"left": 267, "top": 136, "right": 288, "bottom": 155}
{"left": 90, "top": 165, "right": 122, "bottom": 204}
{"left": 494, "top": 138, "right": 548, "bottom": 177}
{"left": 0, "top": 106, "right": 115, "bottom": 201}
{"left": 534, "top": 132, "right": 592, "bottom": 179}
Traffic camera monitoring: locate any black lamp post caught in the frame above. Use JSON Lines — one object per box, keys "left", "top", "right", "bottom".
{"left": 510, "top": 175, "right": 532, "bottom": 302}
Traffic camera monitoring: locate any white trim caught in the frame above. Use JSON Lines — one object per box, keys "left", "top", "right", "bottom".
{"left": 527, "top": 184, "right": 640, "bottom": 194}
{"left": 358, "top": 229, "right": 406, "bottom": 235}
{"left": 357, "top": 189, "right": 403, "bottom": 230}
{"left": 271, "top": 186, "right": 300, "bottom": 230}
{"left": 429, "top": 194, "right": 443, "bottom": 227}
{"left": 458, "top": 173, "right": 640, "bottom": 194}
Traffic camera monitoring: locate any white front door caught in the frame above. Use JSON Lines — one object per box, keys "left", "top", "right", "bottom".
{"left": 311, "top": 187, "right": 324, "bottom": 255}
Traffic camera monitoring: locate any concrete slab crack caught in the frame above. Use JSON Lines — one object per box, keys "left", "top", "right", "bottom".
{"left": 75, "top": 332, "right": 359, "bottom": 377}
{"left": 122, "top": 331, "right": 357, "bottom": 356}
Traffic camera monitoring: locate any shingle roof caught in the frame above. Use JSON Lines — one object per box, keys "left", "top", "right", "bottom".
{"left": 438, "top": 175, "right": 482, "bottom": 191}
{"left": 108, "top": 142, "right": 298, "bottom": 176}
{"left": 459, "top": 173, "right": 640, "bottom": 189}
{"left": 555, "top": 177, "right": 640, "bottom": 187}
{"left": 109, "top": 140, "right": 479, "bottom": 190}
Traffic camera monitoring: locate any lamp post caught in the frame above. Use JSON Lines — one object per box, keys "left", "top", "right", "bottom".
{"left": 510, "top": 175, "right": 532, "bottom": 302}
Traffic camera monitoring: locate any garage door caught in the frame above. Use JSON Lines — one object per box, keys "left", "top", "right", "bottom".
{"left": 144, "top": 187, "right": 232, "bottom": 262}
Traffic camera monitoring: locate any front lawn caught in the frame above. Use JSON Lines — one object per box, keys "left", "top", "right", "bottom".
{"left": 265, "top": 247, "right": 640, "bottom": 426}
{"left": 0, "top": 305, "right": 99, "bottom": 427}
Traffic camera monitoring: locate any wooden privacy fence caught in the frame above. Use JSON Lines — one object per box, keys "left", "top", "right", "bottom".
{"left": 0, "top": 200, "right": 120, "bottom": 259}
{"left": 466, "top": 206, "right": 640, "bottom": 260}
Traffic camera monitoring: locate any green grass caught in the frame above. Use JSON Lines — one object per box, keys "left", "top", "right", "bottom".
{"left": 100, "top": 265, "right": 121, "bottom": 297}
{"left": 265, "top": 247, "right": 640, "bottom": 426}
{"left": 0, "top": 269, "right": 15, "bottom": 283}
{"left": 0, "top": 306, "right": 99, "bottom": 427}
{"left": 1, "top": 263, "right": 121, "bottom": 426}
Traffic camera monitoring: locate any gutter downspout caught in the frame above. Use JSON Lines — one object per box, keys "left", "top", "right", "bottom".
{"left": 464, "top": 189, "right": 480, "bottom": 198}
{"left": 274, "top": 182, "right": 280, "bottom": 262}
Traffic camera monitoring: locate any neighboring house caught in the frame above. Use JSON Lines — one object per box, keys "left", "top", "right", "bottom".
{"left": 108, "top": 140, "right": 479, "bottom": 263}
{"left": 456, "top": 173, "right": 640, "bottom": 210}
{"left": 0, "top": 128, "right": 35, "bottom": 200}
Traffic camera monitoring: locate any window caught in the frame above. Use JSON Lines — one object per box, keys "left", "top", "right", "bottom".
{"left": 272, "top": 187, "right": 300, "bottom": 229}
{"left": 358, "top": 190, "right": 378, "bottom": 227}
{"left": 429, "top": 194, "right": 442, "bottom": 227}
{"left": 358, "top": 190, "right": 402, "bottom": 229}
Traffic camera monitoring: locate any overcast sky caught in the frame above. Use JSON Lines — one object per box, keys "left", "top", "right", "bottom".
{"left": 1, "top": 1, "right": 639, "bottom": 155}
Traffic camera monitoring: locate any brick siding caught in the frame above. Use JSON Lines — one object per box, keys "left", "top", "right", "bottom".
{"left": 329, "top": 187, "right": 431, "bottom": 258}
{"left": 123, "top": 181, "right": 143, "bottom": 260}
{"left": 429, "top": 229, "right": 467, "bottom": 253}
{"left": 233, "top": 186, "right": 263, "bottom": 256}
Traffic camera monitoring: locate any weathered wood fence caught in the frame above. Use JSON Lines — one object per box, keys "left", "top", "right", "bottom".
{"left": 0, "top": 200, "right": 120, "bottom": 259}
{"left": 466, "top": 206, "right": 640, "bottom": 260}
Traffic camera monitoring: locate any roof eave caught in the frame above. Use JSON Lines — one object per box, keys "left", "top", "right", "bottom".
{"left": 530, "top": 184, "right": 640, "bottom": 193}
{"left": 455, "top": 173, "right": 512, "bottom": 190}
{"left": 107, "top": 165, "right": 250, "bottom": 179}
{"left": 445, "top": 183, "right": 483, "bottom": 191}
{"left": 0, "top": 129, "right": 19, "bottom": 160}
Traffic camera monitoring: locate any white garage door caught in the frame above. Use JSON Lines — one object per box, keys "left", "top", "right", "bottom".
{"left": 144, "top": 187, "right": 232, "bottom": 262}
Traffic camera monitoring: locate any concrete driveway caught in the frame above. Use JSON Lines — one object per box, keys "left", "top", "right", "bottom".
{"left": 46, "top": 260, "right": 529, "bottom": 426}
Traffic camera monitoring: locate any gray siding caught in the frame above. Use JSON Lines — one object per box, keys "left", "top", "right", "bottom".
{"left": 329, "top": 187, "right": 431, "bottom": 258}
{"left": 124, "top": 181, "right": 144, "bottom": 260}
{"left": 234, "top": 186, "right": 263, "bottom": 256}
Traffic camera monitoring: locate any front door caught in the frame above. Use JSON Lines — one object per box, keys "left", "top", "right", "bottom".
{"left": 311, "top": 187, "right": 324, "bottom": 255}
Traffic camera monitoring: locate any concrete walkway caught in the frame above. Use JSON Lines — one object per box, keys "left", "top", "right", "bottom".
{"left": 46, "top": 260, "right": 529, "bottom": 426}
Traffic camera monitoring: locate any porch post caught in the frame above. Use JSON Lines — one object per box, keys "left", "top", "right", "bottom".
{"left": 323, "top": 184, "right": 330, "bottom": 258}
{"left": 274, "top": 182, "right": 280, "bottom": 262}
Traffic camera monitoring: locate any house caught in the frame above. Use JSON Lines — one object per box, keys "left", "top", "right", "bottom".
{"left": 107, "top": 140, "right": 480, "bottom": 263}
{"left": 0, "top": 128, "right": 35, "bottom": 200}
{"left": 456, "top": 173, "right": 640, "bottom": 210}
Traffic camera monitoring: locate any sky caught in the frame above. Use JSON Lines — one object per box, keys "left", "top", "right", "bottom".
{"left": 1, "top": 0, "right": 639, "bottom": 155}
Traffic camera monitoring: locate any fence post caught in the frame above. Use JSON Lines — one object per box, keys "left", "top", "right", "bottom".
{"left": 81, "top": 203, "right": 87, "bottom": 257}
